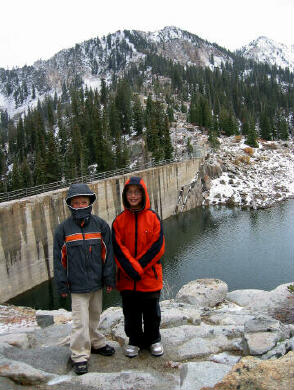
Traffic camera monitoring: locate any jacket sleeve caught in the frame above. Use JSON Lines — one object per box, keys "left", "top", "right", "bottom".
{"left": 137, "top": 211, "right": 165, "bottom": 270}
{"left": 112, "top": 218, "right": 144, "bottom": 281}
{"left": 100, "top": 220, "right": 116, "bottom": 288}
{"left": 53, "top": 223, "right": 69, "bottom": 295}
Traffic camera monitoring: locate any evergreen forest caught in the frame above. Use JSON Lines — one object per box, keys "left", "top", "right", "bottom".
{"left": 0, "top": 53, "right": 293, "bottom": 193}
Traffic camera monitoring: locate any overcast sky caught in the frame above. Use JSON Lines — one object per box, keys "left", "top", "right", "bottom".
{"left": 0, "top": 0, "right": 293, "bottom": 69}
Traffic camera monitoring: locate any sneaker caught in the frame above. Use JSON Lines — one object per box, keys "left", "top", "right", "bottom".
{"left": 150, "top": 342, "right": 164, "bottom": 356}
{"left": 73, "top": 361, "right": 88, "bottom": 375}
{"left": 91, "top": 344, "right": 115, "bottom": 356}
{"left": 124, "top": 344, "right": 140, "bottom": 358}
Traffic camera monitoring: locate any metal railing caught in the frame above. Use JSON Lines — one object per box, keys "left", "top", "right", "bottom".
{"left": 0, "top": 149, "right": 205, "bottom": 203}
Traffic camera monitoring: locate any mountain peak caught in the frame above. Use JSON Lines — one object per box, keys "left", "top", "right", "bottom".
{"left": 239, "top": 36, "right": 293, "bottom": 70}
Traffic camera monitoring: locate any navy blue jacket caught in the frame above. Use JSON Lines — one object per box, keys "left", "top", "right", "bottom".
{"left": 54, "top": 214, "right": 115, "bottom": 294}
{"left": 53, "top": 183, "right": 115, "bottom": 295}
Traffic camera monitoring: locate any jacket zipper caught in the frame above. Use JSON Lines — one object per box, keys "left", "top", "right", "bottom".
{"left": 81, "top": 225, "right": 90, "bottom": 279}
{"left": 134, "top": 212, "right": 138, "bottom": 291}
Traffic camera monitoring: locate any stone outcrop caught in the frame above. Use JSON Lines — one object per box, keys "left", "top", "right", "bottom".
{"left": 227, "top": 283, "right": 294, "bottom": 323}
{"left": 203, "top": 137, "right": 294, "bottom": 209}
{"left": 201, "top": 351, "right": 294, "bottom": 390}
{"left": 175, "top": 279, "right": 228, "bottom": 307}
{"left": 0, "top": 278, "right": 293, "bottom": 390}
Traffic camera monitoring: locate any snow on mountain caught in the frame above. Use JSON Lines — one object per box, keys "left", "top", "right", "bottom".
{"left": 238, "top": 36, "right": 293, "bottom": 71}
{"left": 0, "top": 27, "right": 233, "bottom": 118}
{"left": 0, "top": 27, "right": 292, "bottom": 119}
{"left": 145, "top": 26, "right": 232, "bottom": 69}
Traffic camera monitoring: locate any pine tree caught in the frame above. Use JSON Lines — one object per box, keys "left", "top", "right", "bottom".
{"left": 186, "top": 137, "right": 193, "bottom": 156}
{"left": 115, "top": 79, "right": 132, "bottom": 134}
{"left": 167, "top": 105, "right": 174, "bottom": 122}
{"left": 100, "top": 78, "right": 108, "bottom": 106}
{"left": 21, "top": 158, "right": 33, "bottom": 188}
{"left": 45, "top": 130, "right": 61, "bottom": 183}
{"left": 9, "top": 160, "right": 23, "bottom": 190}
{"left": 57, "top": 102, "right": 68, "bottom": 155}
{"left": 114, "top": 134, "right": 124, "bottom": 168}
{"left": 109, "top": 99, "right": 121, "bottom": 138}
{"left": 245, "top": 119, "right": 258, "bottom": 148}
{"left": 100, "top": 109, "right": 115, "bottom": 171}
{"left": 144, "top": 94, "right": 153, "bottom": 128}
{"left": 180, "top": 102, "right": 187, "bottom": 113}
{"left": 34, "top": 152, "right": 46, "bottom": 185}
{"left": 219, "top": 108, "right": 238, "bottom": 136}
{"left": 46, "top": 97, "right": 55, "bottom": 128}
{"left": 163, "top": 116, "right": 173, "bottom": 160}
{"left": 133, "top": 95, "right": 144, "bottom": 135}
{"left": 16, "top": 118, "right": 25, "bottom": 161}
{"left": 208, "top": 128, "right": 220, "bottom": 149}
{"left": 259, "top": 111, "right": 272, "bottom": 140}
{"left": 0, "top": 147, "right": 5, "bottom": 177}
{"left": 31, "top": 84, "right": 36, "bottom": 100}
{"left": 276, "top": 115, "right": 289, "bottom": 140}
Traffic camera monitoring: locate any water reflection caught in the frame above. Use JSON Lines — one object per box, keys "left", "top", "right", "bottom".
{"left": 162, "top": 200, "right": 294, "bottom": 297}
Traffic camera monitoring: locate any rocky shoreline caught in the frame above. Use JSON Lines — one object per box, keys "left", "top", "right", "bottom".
{"left": 0, "top": 278, "right": 293, "bottom": 390}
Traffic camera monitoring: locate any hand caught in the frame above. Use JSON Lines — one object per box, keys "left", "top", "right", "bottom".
{"left": 61, "top": 293, "right": 68, "bottom": 298}
{"left": 106, "top": 286, "right": 113, "bottom": 293}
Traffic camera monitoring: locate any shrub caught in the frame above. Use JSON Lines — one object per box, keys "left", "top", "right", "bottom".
{"left": 234, "top": 155, "right": 250, "bottom": 165}
{"left": 243, "top": 147, "right": 254, "bottom": 156}
{"left": 234, "top": 135, "right": 242, "bottom": 143}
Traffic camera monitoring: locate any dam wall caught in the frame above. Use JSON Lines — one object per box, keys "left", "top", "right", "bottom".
{"left": 0, "top": 157, "right": 204, "bottom": 303}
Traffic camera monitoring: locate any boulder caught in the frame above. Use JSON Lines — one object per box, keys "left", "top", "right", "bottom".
{"left": 242, "top": 315, "right": 290, "bottom": 356}
{"left": 160, "top": 300, "right": 201, "bottom": 327}
{"left": 68, "top": 370, "right": 179, "bottom": 390}
{"left": 0, "top": 357, "right": 55, "bottom": 385}
{"left": 176, "top": 279, "right": 228, "bottom": 307}
{"left": 201, "top": 351, "right": 294, "bottom": 390}
{"left": 161, "top": 324, "right": 243, "bottom": 361}
{"left": 227, "top": 283, "right": 294, "bottom": 323}
{"left": 35, "top": 314, "right": 54, "bottom": 328}
{"left": 0, "top": 333, "right": 30, "bottom": 349}
{"left": 180, "top": 361, "right": 232, "bottom": 390}
{"left": 3, "top": 345, "right": 71, "bottom": 375}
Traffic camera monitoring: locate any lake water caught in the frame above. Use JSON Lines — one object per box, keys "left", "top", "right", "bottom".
{"left": 8, "top": 199, "right": 294, "bottom": 311}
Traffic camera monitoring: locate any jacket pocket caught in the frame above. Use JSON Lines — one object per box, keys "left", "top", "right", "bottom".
{"left": 66, "top": 241, "right": 85, "bottom": 284}
{"left": 88, "top": 241, "right": 102, "bottom": 278}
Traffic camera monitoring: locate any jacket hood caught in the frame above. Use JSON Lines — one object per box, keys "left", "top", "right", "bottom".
{"left": 122, "top": 176, "right": 150, "bottom": 211}
{"left": 65, "top": 183, "right": 96, "bottom": 206}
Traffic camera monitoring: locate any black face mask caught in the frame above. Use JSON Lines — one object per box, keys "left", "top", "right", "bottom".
{"left": 68, "top": 205, "right": 92, "bottom": 225}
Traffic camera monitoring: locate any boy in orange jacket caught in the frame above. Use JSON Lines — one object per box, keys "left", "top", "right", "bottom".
{"left": 112, "top": 176, "right": 165, "bottom": 357}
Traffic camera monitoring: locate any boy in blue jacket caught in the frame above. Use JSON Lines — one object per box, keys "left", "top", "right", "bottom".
{"left": 54, "top": 183, "right": 115, "bottom": 375}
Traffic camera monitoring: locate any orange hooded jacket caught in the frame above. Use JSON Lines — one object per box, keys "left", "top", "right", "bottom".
{"left": 112, "top": 176, "right": 165, "bottom": 292}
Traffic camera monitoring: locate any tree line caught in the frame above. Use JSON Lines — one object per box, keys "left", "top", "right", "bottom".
{"left": 0, "top": 79, "right": 173, "bottom": 192}
{"left": 0, "top": 52, "right": 293, "bottom": 192}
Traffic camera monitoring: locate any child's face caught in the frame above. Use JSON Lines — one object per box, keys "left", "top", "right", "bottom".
{"left": 70, "top": 196, "right": 90, "bottom": 209}
{"left": 126, "top": 185, "right": 143, "bottom": 209}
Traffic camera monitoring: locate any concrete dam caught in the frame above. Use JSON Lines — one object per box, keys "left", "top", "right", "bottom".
{"left": 0, "top": 157, "right": 205, "bottom": 303}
